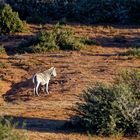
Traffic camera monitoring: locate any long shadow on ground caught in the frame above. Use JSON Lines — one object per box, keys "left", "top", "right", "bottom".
{"left": 3, "top": 79, "right": 32, "bottom": 102}
{"left": 3, "top": 78, "right": 64, "bottom": 102}
{"left": 2, "top": 115, "right": 77, "bottom": 133}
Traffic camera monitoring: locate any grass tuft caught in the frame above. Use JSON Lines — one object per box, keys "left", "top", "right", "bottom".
{"left": 127, "top": 48, "right": 140, "bottom": 59}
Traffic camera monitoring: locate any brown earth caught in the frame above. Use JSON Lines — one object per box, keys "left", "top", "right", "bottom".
{"left": 0, "top": 24, "right": 140, "bottom": 140}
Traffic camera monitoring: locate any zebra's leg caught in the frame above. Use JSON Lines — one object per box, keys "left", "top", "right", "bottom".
{"left": 32, "top": 76, "right": 36, "bottom": 96}
{"left": 35, "top": 82, "right": 40, "bottom": 96}
{"left": 45, "top": 82, "right": 49, "bottom": 94}
{"left": 33, "top": 84, "right": 36, "bottom": 96}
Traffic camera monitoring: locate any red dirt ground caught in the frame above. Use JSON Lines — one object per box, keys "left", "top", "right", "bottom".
{"left": 0, "top": 24, "right": 140, "bottom": 140}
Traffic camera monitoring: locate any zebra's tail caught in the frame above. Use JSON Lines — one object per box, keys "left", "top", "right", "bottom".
{"left": 32, "top": 74, "right": 36, "bottom": 85}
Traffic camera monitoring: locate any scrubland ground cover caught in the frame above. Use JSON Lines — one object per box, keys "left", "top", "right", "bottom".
{"left": 0, "top": 23, "right": 140, "bottom": 140}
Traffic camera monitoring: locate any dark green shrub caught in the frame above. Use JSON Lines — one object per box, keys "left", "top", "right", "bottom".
{"left": 127, "top": 48, "right": 140, "bottom": 59}
{"left": 0, "top": 4, "right": 27, "bottom": 33}
{"left": 6, "top": 0, "right": 140, "bottom": 24}
{"left": 71, "top": 70, "right": 140, "bottom": 136}
{"left": 0, "top": 117, "right": 28, "bottom": 140}
{"left": 72, "top": 0, "right": 138, "bottom": 23}
{"left": 6, "top": 0, "right": 75, "bottom": 23}
{"left": 17, "top": 24, "right": 84, "bottom": 53}
{"left": 32, "top": 28, "right": 59, "bottom": 53}
{"left": 33, "top": 24, "right": 83, "bottom": 52}
{"left": 55, "top": 25, "right": 84, "bottom": 51}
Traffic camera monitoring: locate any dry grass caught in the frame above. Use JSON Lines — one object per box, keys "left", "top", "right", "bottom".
{"left": 0, "top": 24, "right": 140, "bottom": 140}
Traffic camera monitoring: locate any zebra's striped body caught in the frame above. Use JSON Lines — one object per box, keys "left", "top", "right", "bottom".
{"left": 32, "top": 67, "right": 56, "bottom": 96}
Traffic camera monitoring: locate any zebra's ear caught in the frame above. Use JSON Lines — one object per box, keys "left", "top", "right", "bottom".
{"left": 49, "top": 67, "right": 54, "bottom": 69}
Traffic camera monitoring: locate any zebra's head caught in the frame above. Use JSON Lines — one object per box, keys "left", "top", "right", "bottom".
{"left": 49, "top": 67, "right": 57, "bottom": 77}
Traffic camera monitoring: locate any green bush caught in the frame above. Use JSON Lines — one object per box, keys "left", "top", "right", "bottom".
{"left": 32, "top": 28, "right": 59, "bottom": 53}
{"left": 55, "top": 25, "right": 84, "bottom": 51}
{"left": 17, "top": 24, "right": 84, "bottom": 53}
{"left": 127, "top": 48, "right": 140, "bottom": 59}
{"left": 5, "top": 0, "right": 140, "bottom": 24}
{"left": 0, "top": 117, "right": 28, "bottom": 140}
{"left": 0, "top": 4, "right": 27, "bottom": 33}
{"left": 71, "top": 70, "right": 140, "bottom": 136}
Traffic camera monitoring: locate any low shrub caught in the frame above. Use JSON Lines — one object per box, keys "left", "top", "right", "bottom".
{"left": 17, "top": 24, "right": 84, "bottom": 53}
{"left": 0, "top": 61, "right": 7, "bottom": 68}
{"left": 0, "top": 4, "right": 27, "bottom": 33}
{"left": 71, "top": 70, "right": 140, "bottom": 136}
{"left": 127, "top": 48, "right": 140, "bottom": 59}
{"left": 32, "top": 28, "right": 59, "bottom": 53}
{"left": 55, "top": 27, "right": 84, "bottom": 51}
{"left": 0, "top": 117, "right": 28, "bottom": 140}
{"left": 0, "top": 45, "right": 6, "bottom": 54}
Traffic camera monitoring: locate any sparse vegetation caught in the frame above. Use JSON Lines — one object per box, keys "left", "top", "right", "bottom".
{"left": 127, "top": 48, "right": 140, "bottom": 59}
{"left": 0, "top": 117, "right": 28, "bottom": 140}
{"left": 0, "top": 4, "right": 27, "bottom": 33}
{"left": 17, "top": 24, "right": 84, "bottom": 53}
{"left": 0, "top": 45, "right": 6, "bottom": 54}
{"left": 71, "top": 70, "right": 140, "bottom": 136}
{"left": 0, "top": 61, "right": 7, "bottom": 68}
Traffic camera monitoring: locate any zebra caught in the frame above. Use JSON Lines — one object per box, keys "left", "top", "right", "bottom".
{"left": 32, "top": 67, "right": 57, "bottom": 96}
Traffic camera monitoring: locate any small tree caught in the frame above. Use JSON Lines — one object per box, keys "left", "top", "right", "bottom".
{"left": 0, "top": 4, "right": 27, "bottom": 33}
